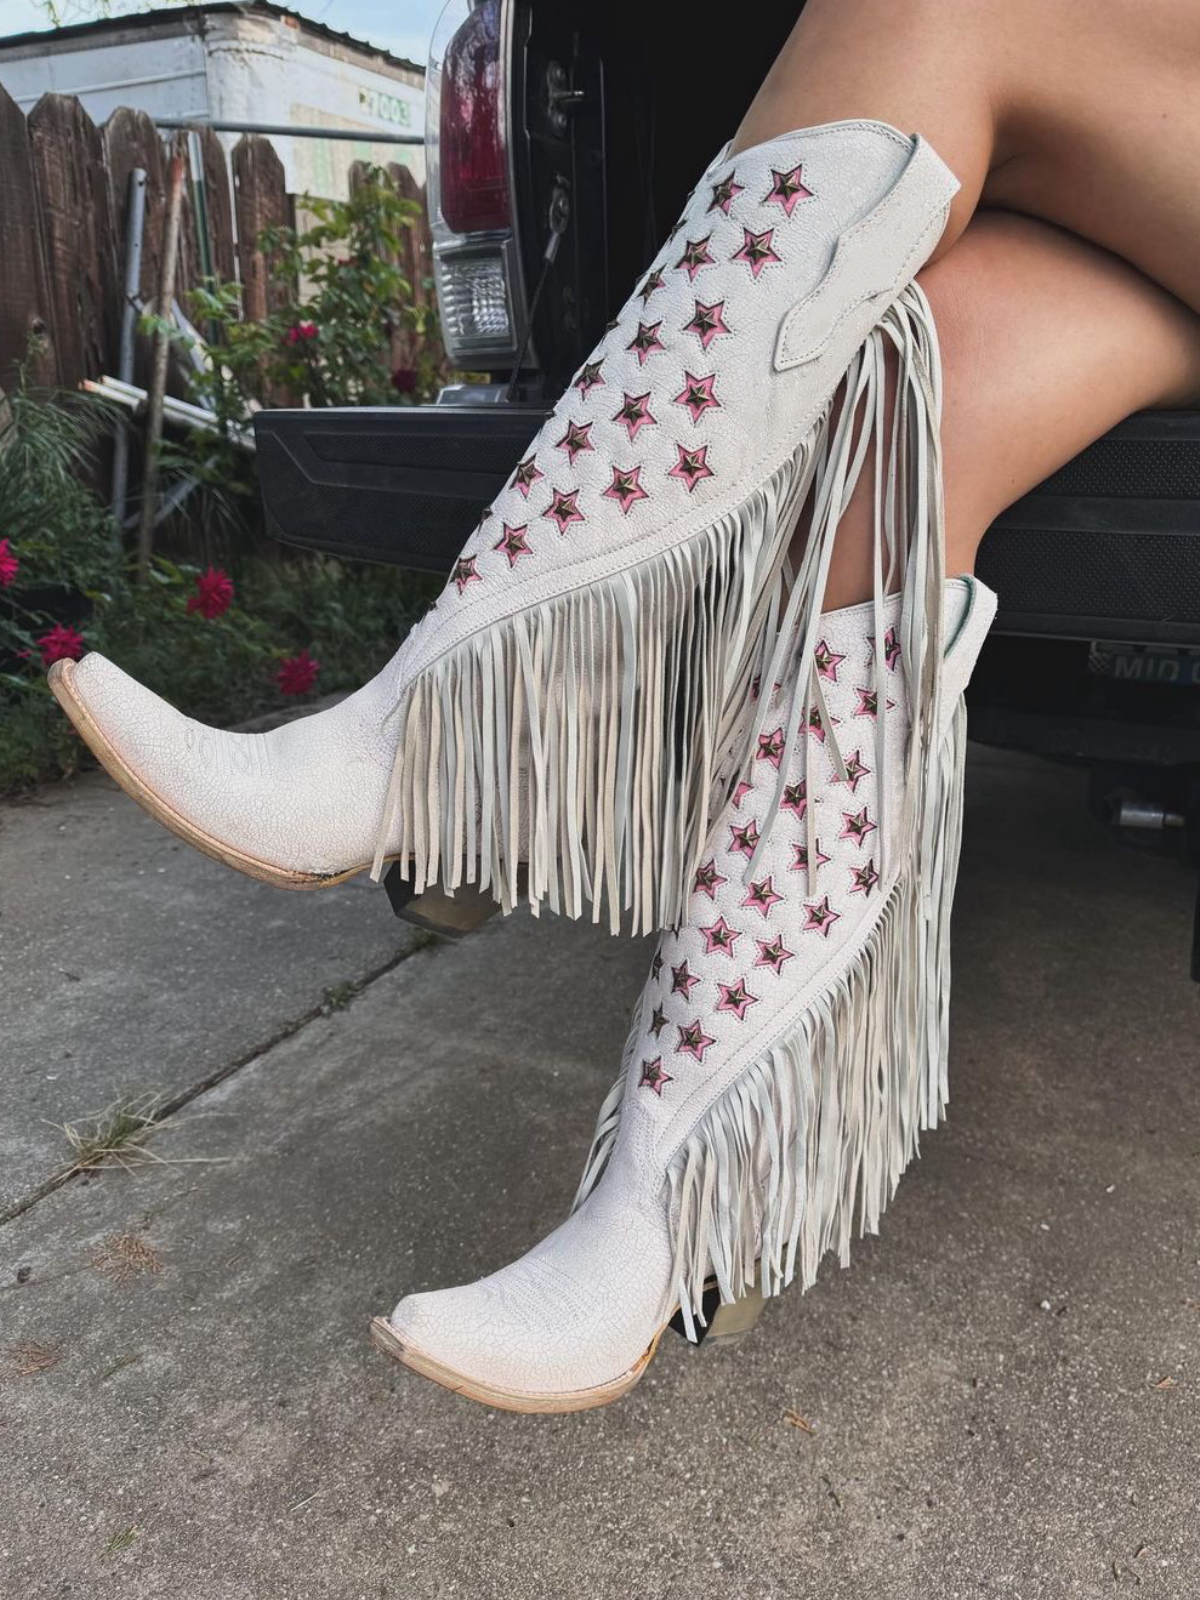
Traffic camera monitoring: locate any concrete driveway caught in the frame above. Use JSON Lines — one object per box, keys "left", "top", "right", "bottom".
{"left": 1, "top": 745, "right": 1197, "bottom": 1598}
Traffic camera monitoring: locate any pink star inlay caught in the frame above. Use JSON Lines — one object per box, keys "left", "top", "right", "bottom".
{"left": 512, "top": 456, "right": 543, "bottom": 497}
{"left": 693, "top": 858, "right": 728, "bottom": 900}
{"left": 602, "top": 464, "right": 650, "bottom": 514}
{"left": 675, "top": 235, "right": 714, "bottom": 281}
{"left": 766, "top": 163, "right": 814, "bottom": 216}
{"left": 716, "top": 979, "right": 759, "bottom": 1023}
{"left": 613, "top": 391, "right": 656, "bottom": 441}
{"left": 668, "top": 443, "right": 714, "bottom": 493}
{"left": 699, "top": 915, "right": 740, "bottom": 957}
{"left": 732, "top": 227, "right": 781, "bottom": 279}
{"left": 803, "top": 706, "right": 828, "bottom": 743}
{"left": 649, "top": 1004, "right": 668, "bottom": 1037}
{"left": 884, "top": 626, "right": 901, "bottom": 670}
{"left": 671, "top": 960, "right": 700, "bottom": 998}
{"left": 789, "top": 838, "right": 831, "bottom": 878}
{"left": 731, "top": 780, "right": 753, "bottom": 810}
{"left": 839, "top": 749, "right": 871, "bottom": 793}
{"left": 814, "top": 638, "right": 846, "bottom": 682}
{"left": 684, "top": 299, "right": 730, "bottom": 350}
{"left": 707, "top": 173, "right": 744, "bottom": 215}
{"left": 781, "top": 780, "right": 808, "bottom": 820}
{"left": 543, "top": 488, "right": 585, "bottom": 535}
{"left": 556, "top": 419, "right": 594, "bottom": 463}
{"left": 575, "top": 361, "right": 604, "bottom": 397}
{"left": 673, "top": 371, "right": 719, "bottom": 423}
{"left": 756, "top": 726, "right": 785, "bottom": 769}
{"left": 802, "top": 895, "right": 841, "bottom": 938}
{"left": 627, "top": 321, "right": 664, "bottom": 366}
{"left": 728, "top": 818, "right": 760, "bottom": 858}
{"left": 742, "top": 875, "right": 783, "bottom": 917}
{"left": 839, "top": 807, "right": 877, "bottom": 847}
{"left": 451, "top": 555, "right": 481, "bottom": 595}
{"left": 638, "top": 1056, "right": 672, "bottom": 1095}
{"left": 849, "top": 858, "right": 881, "bottom": 896}
{"left": 853, "top": 686, "right": 879, "bottom": 719}
{"left": 492, "top": 522, "right": 531, "bottom": 568}
{"left": 638, "top": 267, "right": 665, "bottom": 303}
{"left": 755, "top": 936, "right": 795, "bottom": 975}
{"left": 676, "top": 1019, "right": 716, "bottom": 1063}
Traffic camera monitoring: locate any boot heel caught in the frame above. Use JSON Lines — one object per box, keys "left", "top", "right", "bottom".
{"left": 383, "top": 869, "right": 500, "bottom": 939}
{"left": 667, "top": 1276, "right": 766, "bottom": 1345}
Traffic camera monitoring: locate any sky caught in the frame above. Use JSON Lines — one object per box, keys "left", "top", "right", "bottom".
{"left": 0, "top": 0, "right": 446, "bottom": 67}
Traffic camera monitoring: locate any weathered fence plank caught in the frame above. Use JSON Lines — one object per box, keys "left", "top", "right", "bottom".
{"left": 27, "top": 93, "right": 118, "bottom": 391}
{"left": 198, "top": 125, "right": 237, "bottom": 286}
{"left": 233, "top": 134, "right": 290, "bottom": 323}
{"left": 101, "top": 106, "right": 169, "bottom": 391}
{"left": 0, "top": 82, "right": 54, "bottom": 394}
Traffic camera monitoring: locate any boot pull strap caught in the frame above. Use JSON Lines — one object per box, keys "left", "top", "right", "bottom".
{"left": 773, "top": 135, "right": 960, "bottom": 372}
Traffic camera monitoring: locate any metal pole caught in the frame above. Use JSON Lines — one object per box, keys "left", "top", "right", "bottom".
{"left": 136, "top": 150, "right": 186, "bottom": 582}
{"left": 111, "top": 166, "right": 147, "bottom": 531}
{"left": 154, "top": 118, "right": 422, "bottom": 145}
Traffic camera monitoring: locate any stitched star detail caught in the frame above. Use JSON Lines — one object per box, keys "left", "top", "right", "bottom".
{"left": 613, "top": 391, "right": 656, "bottom": 441}
{"left": 731, "top": 780, "right": 753, "bottom": 809}
{"left": 492, "top": 523, "right": 531, "bottom": 568}
{"left": 693, "top": 858, "right": 728, "bottom": 900}
{"left": 803, "top": 896, "right": 841, "bottom": 938}
{"left": 675, "top": 235, "right": 715, "bottom": 280}
{"left": 756, "top": 726, "right": 785, "bottom": 769}
{"left": 451, "top": 556, "right": 481, "bottom": 594}
{"left": 651, "top": 951, "right": 663, "bottom": 978}
{"left": 627, "top": 321, "right": 665, "bottom": 365}
{"left": 556, "top": 418, "right": 594, "bottom": 463}
{"left": 742, "top": 875, "right": 783, "bottom": 917}
{"left": 839, "top": 749, "right": 871, "bottom": 793}
{"left": 755, "top": 935, "right": 795, "bottom": 975}
{"left": 849, "top": 857, "right": 880, "bottom": 895}
{"left": 884, "top": 625, "right": 901, "bottom": 670}
{"left": 766, "top": 163, "right": 814, "bottom": 216}
{"left": 638, "top": 267, "right": 666, "bottom": 303}
{"left": 707, "top": 173, "right": 744, "bottom": 214}
{"left": 854, "top": 686, "right": 879, "bottom": 718}
{"left": 728, "top": 818, "right": 760, "bottom": 857}
{"left": 671, "top": 960, "right": 700, "bottom": 998}
{"left": 814, "top": 638, "right": 846, "bottom": 682}
{"left": 839, "top": 807, "right": 877, "bottom": 847}
{"left": 732, "top": 226, "right": 781, "bottom": 279}
{"left": 649, "top": 1004, "right": 669, "bottom": 1038}
{"left": 684, "top": 299, "right": 730, "bottom": 350}
{"left": 512, "top": 456, "right": 543, "bottom": 497}
{"left": 638, "top": 1056, "right": 672, "bottom": 1095}
{"left": 673, "top": 371, "right": 719, "bottom": 423}
{"left": 716, "top": 979, "right": 759, "bottom": 1022}
{"left": 803, "top": 706, "right": 827, "bottom": 743}
{"left": 603, "top": 464, "right": 650, "bottom": 514}
{"left": 677, "top": 1019, "right": 716, "bottom": 1062}
{"left": 781, "top": 780, "right": 808, "bottom": 819}
{"left": 789, "top": 838, "right": 831, "bottom": 878}
{"left": 575, "top": 360, "right": 605, "bottom": 396}
{"left": 668, "top": 443, "right": 714, "bottom": 493}
{"left": 544, "top": 488, "right": 585, "bottom": 535}
{"left": 700, "top": 915, "right": 740, "bottom": 957}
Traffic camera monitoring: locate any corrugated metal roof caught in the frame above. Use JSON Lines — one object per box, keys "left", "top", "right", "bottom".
{"left": 0, "top": 1, "right": 426, "bottom": 77}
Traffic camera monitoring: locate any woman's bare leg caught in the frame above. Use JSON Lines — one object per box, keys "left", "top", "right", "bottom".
{"left": 823, "top": 211, "right": 1200, "bottom": 607}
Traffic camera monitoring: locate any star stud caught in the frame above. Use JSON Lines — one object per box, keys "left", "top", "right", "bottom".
{"left": 668, "top": 443, "right": 714, "bottom": 493}
{"left": 575, "top": 360, "right": 605, "bottom": 396}
{"left": 451, "top": 555, "right": 481, "bottom": 595}
{"left": 673, "top": 371, "right": 720, "bottom": 423}
{"left": 603, "top": 464, "right": 650, "bottom": 514}
{"left": 839, "top": 807, "right": 877, "bottom": 847}
{"left": 731, "top": 780, "right": 754, "bottom": 810}
{"left": 638, "top": 267, "right": 666, "bottom": 303}
{"left": 693, "top": 858, "right": 728, "bottom": 900}
{"left": 543, "top": 488, "right": 585, "bottom": 535}
{"left": 766, "top": 163, "right": 813, "bottom": 216}
{"left": 781, "top": 779, "right": 808, "bottom": 820}
{"left": 638, "top": 1056, "right": 672, "bottom": 1095}
{"left": 789, "top": 838, "right": 831, "bottom": 878}
{"left": 803, "top": 706, "right": 828, "bottom": 744}
{"left": 671, "top": 960, "right": 700, "bottom": 998}
{"left": 627, "top": 320, "right": 665, "bottom": 365}
{"left": 728, "top": 818, "right": 760, "bottom": 858}
{"left": 684, "top": 299, "right": 730, "bottom": 350}
{"left": 676, "top": 1020, "right": 716, "bottom": 1063}
{"left": 839, "top": 749, "right": 871, "bottom": 793}
{"left": 814, "top": 638, "right": 846, "bottom": 682}
{"left": 849, "top": 858, "right": 880, "bottom": 896}
{"left": 742, "top": 875, "right": 783, "bottom": 917}
{"left": 731, "top": 226, "right": 781, "bottom": 279}
{"left": 649, "top": 1004, "right": 669, "bottom": 1038}
{"left": 853, "top": 686, "right": 879, "bottom": 719}
{"left": 802, "top": 896, "right": 841, "bottom": 938}
{"left": 512, "top": 456, "right": 543, "bottom": 497}
{"left": 700, "top": 915, "right": 741, "bottom": 957}
{"left": 716, "top": 979, "right": 758, "bottom": 1022}
{"left": 675, "top": 235, "right": 715, "bottom": 280}
{"left": 555, "top": 418, "right": 594, "bottom": 463}
{"left": 707, "top": 172, "right": 744, "bottom": 214}
{"left": 884, "top": 625, "right": 901, "bottom": 670}
{"left": 756, "top": 726, "right": 785, "bottom": 769}
{"left": 755, "top": 935, "right": 795, "bottom": 975}
{"left": 613, "top": 391, "right": 657, "bottom": 441}
{"left": 492, "top": 523, "right": 531, "bottom": 568}
{"left": 650, "top": 951, "right": 663, "bottom": 978}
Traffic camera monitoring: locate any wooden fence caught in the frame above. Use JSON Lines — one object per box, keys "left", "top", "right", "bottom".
{"left": 0, "top": 81, "right": 437, "bottom": 400}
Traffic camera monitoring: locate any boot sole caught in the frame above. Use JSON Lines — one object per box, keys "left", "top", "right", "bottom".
{"left": 49, "top": 660, "right": 381, "bottom": 889}
{"left": 369, "top": 1280, "right": 764, "bottom": 1414}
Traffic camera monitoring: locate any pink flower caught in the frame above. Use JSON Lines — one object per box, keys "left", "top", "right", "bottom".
{"left": 186, "top": 566, "right": 234, "bottom": 620}
{"left": 0, "top": 538, "right": 18, "bottom": 588}
{"left": 38, "top": 623, "right": 85, "bottom": 667}
{"left": 276, "top": 649, "right": 320, "bottom": 697}
{"left": 391, "top": 366, "right": 417, "bottom": 395}
{"left": 285, "top": 321, "right": 319, "bottom": 346}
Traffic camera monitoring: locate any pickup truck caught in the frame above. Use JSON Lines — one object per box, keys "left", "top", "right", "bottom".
{"left": 252, "top": 0, "right": 1200, "bottom": 972}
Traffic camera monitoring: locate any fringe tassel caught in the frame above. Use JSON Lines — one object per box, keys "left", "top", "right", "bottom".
{"left": 373, "top": 284, "right": 941, "bottom": 937}
{"left": 665, "top": 698, "right": 968, "bottom": 1337}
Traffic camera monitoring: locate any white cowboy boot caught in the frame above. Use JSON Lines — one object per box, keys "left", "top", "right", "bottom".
{"left": 372, "top": 576, "right": 998, "bottom": 1411}
{"left": 51, "top": 119, "right": 960, "bottom": 934}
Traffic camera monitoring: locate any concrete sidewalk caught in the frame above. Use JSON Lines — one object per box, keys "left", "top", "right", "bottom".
{"left": 2, "top": 747, "right": 1198, "bottom": 1598}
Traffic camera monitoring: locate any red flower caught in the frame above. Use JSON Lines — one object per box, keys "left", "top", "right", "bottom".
{"left": 276, "top": 649, "right": 320, "bottom": 697}
{"left": 391, "top": 366, "right": 417, "bottom": 395}
{"left": 285, "top": 321, "right": 319, "bottom": 346}
{"left": 0, "top": 537, "right": 18, "bottom": 588}
{"left": 37, "top": 623, "right": 85, "bottom": 667}
{"left": 186, "top": 566, "right": 234, "bottom": 620}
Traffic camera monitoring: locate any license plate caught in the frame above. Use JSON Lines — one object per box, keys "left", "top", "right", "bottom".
{"left": 1089, "top": 641, "right": 1200, "bottom": 686}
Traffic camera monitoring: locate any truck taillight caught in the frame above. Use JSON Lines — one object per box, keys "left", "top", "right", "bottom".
{"left": 438, "top": 0, "right": 511, "bottom": 233}
{"left": 427, "top": 0, "right": 528, "bottom": 369}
